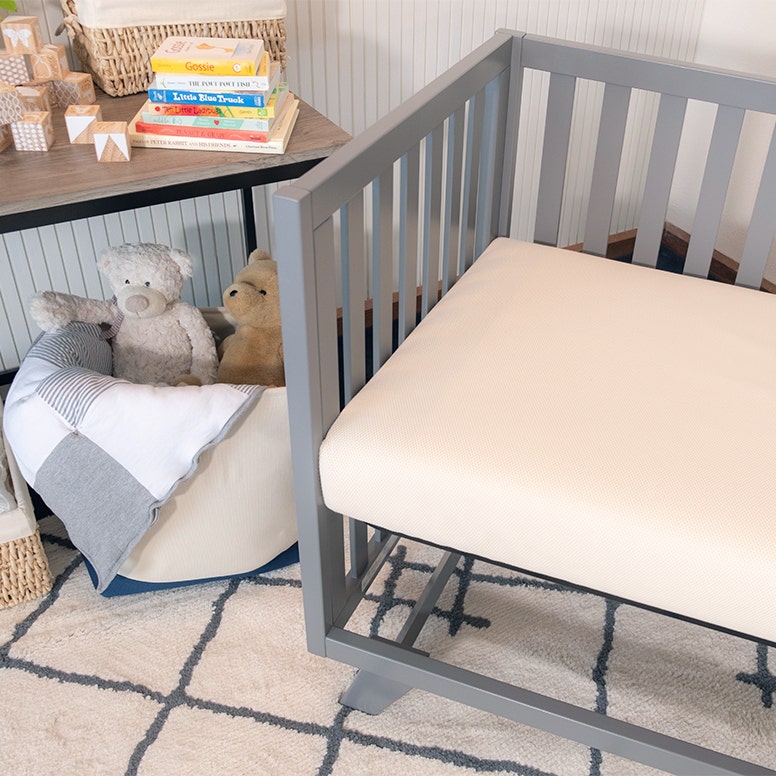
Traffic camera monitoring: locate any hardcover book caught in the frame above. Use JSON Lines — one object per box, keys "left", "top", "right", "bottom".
{"left": 153, "top": 57, "right": 278, "bottom": 92}
{"left": 128, "top": 99, "right": 300, "bottom": 154}
{"left": 149, "top": 36, "right": 265, "bottom": 76}
{"left": 148, "top": 74, "right": 278, "bottom": 108}
{"left": 145, "top": 82, "right": 289, "bottom": 119}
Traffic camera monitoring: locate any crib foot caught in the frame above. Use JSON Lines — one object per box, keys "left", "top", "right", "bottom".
{"left": 339, "top": 668, "right": 413, "bottom": 714}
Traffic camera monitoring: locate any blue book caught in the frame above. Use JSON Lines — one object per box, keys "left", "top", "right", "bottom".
{"left": 148, "top": 81, "right": 273, "bottom": 108}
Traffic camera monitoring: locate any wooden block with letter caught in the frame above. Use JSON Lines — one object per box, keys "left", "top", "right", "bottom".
{"left": 65, "top": 104, "right": 103, "bottom": 144}
{"left": 0, "top": 16, "right": 44, "bottom": 56}
{"left": 93, "top": 121, "right": 131, "bottom": 162}
{"left": 11, "top": 111, "right": 55, "bottom": 151}
{"left": 31, "top": 44, "right": 70, "bottom": 81}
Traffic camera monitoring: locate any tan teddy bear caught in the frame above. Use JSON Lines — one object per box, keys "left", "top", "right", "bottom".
{"left": 216, "top": 249, "right": 285, "bottom": 387}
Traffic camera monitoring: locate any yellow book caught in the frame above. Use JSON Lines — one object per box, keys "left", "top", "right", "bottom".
{"left": 150, "top": 36, "right": 265, "bottom": 76}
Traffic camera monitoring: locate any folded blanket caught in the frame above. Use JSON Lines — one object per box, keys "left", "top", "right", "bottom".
{"left": 3, "top": 323, "right": 264, "bottom": 591}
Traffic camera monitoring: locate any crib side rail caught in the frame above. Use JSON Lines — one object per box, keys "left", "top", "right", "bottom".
{"left": 519, "top": 34, "right": 776, "bottom": 288}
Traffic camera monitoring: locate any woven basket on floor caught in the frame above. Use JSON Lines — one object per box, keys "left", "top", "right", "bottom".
{"left": 58, "top": 0, "right": 287, "bottom": 97}
{"left": 1, "top": 527, "right": 53, "bottom": 608}
{"left": 1, "top": 399, "right": 53, "bottom": 609}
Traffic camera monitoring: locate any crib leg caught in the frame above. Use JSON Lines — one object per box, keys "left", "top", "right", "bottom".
{"left": 340, "top": 665, "right": 415, "bottom": 714}
{"left": 340, "top": 550, "right": 462, "bottom": 714}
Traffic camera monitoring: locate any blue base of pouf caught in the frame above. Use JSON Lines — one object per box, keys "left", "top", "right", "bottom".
{"left": 83, "top": 543, "right": 300, "bottom": 596}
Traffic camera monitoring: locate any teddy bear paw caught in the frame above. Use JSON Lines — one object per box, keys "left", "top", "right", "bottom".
{"left": 29, "top": 291, "right": 74, "bottom": 332}
{"left": 171, "top": 374, "right": 203, "bottom": 387}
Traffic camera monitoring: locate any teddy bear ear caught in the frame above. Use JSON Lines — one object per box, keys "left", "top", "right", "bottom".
{"left": 96, "top": 247, "right": 114, "bottom": 273}
{"left": 248, "top": 249, "right": 273, "bottom": 265}
{"left": 168, "top": 248, "right": 193, "bottom": 278}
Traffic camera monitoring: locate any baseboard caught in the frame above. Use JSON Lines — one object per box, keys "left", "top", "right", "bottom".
{"left": 568, "top": 222, "right": 775, "bottom": 293}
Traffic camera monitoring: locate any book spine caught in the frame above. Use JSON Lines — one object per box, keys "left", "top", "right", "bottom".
{"left": 145, "top": 102, "right": 278, "bottom": 119}
{"left": 150, "top": 58, "right": 262, "bottom": 76}
{"left": 148, "top": 87, "right": 270, "bottom": 108}
{"left": 152, "top": 65, "right": 276, "bottom": 92}
{"left": 142, "top": 113, "right": 275, "bottom": 132}
{"left": 128, "top": 131, "right": 286, "bottom": 154}
{"left": 135, "top": 120, "right": 271, "bottom": 143}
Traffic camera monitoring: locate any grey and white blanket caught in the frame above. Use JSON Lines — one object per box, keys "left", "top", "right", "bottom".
{"left": 3, "top": 323, "right": 264, "bottom": 592}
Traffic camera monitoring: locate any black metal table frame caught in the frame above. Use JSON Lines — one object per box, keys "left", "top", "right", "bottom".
{"left": 0, "top": 155, "right": 329, "bottom": 385}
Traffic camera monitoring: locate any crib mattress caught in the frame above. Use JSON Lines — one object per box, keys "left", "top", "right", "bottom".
{"left": 320, "top": 237, "right": 776, "bottom": 643}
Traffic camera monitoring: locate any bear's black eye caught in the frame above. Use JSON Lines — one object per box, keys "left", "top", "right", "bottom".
{"left": 124, "top": 279, "right": 130, "bottom": 284}
{"left": 144, "top": 282, "right": 151, "bottom": 287}
{"left": 259, "top": 289, "right": 267, "bottom": 296}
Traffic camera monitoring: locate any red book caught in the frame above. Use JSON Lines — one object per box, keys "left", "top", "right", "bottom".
{"left": 133, "top": 120, "right": 270, "bottom": 143}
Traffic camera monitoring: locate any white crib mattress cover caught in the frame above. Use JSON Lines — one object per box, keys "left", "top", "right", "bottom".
{"left": 320, "top": 237, "right": 776, "bottom": 642}
{"left": 73, "top": 0, "right": 286, "bottom": 30}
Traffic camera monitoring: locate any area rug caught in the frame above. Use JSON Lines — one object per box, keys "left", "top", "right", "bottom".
{"left": 1, "top": 515, "right": 775, "bottom": 775}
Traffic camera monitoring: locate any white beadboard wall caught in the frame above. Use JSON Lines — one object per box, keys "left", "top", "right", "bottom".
{"left": 1, "top": 0, "right": 705, "bottom": 372}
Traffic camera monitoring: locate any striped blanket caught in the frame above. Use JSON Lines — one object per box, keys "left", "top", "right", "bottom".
{"left": 2, "top": 323, "right": 263, "bottom": 592}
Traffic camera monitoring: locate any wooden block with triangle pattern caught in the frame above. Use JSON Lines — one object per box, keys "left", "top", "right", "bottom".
{"left": 93, "top": 121, "right": 131, "bottom": 162}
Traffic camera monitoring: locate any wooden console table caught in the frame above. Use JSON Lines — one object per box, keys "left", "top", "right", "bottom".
{"left": 0, "top": 89, "right": 351, "bottom": 242}
{"left": 0, "top": 89, "right": 350, "bottom": 383}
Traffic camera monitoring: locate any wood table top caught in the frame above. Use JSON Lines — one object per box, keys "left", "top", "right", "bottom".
{"left": 0, "top": 90, "right": 351, "bottom": 232}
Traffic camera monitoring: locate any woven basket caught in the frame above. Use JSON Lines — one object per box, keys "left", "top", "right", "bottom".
{"left": 1, "top": 527, "right": 53, "bottom": 608}
{"left": 58, "top": 0, "right": 287, "bottom": 97}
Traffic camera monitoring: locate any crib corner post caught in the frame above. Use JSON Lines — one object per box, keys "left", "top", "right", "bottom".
{"left": 274, "top": 184, "right": 347, "bottom": 657}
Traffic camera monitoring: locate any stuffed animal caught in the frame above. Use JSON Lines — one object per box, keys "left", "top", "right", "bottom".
{"left": 216, "top": 249, "right": 285, "bottom": 387}
{"left": 29, "top": 242, "right": 218, "bottom": 386}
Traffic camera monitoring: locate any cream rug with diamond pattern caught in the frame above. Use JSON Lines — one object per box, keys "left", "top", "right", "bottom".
{"left": 1, "top": 515, "right": 775, "bottom": 775}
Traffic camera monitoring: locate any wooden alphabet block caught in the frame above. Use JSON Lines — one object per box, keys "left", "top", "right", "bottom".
{"left": 0, "top": 52, "right": 30, "bottom": 85}
{"left": 65, "top": 104, "right": 103, "bottom": 144}
{"left": 0, "top": 123, "right": 12, "bottom": 153}
{"left": 0, "top": 81, "right": 23, "bottom": 123}
{"left": 1, "top": 16, "right": 44, "bottom": 56}
{"left": 11, "top": 111, "right": 55, "bottom": 151}
{"left": 31, "top": 44, "right": 70, "bottom": 81}
{"left": 93, "top": 121, "right": 131, "bottom": 162}
{"left": 50, "top": 71, "right": 96, "bottom": 107}
{"left": 15, "top": 83, "right": 50, "bottom": 112}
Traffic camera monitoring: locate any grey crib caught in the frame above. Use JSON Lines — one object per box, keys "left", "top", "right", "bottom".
{"left": 274, "top": 30, "right": 776, "bottom": 774}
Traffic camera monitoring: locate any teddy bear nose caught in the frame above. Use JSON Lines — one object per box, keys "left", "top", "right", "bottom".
{"left": 229, "top": 289, "right": 238, "bottom": 297}
{"left": 125, "top": 295, "right": 150, "bottom": 314}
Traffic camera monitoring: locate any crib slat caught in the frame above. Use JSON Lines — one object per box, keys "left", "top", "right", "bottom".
{"left": 583, "top": 84, "right": 631, "bottom": 257}
{"left": 443, "top": 106, "right": 466, "bottom": 292}
{"left": 372, "top": 170, "right": 394, "bottom": 371}
{"left": 684, "top": 105, "right": 745, "bottom": 279}
{"left": 422, "top": 124, "right": 444, "bottom": 317}
{"left": 460, "top": 90, "right": 484, "bottom": 271}
{"left": 399, "top": 145, "right": 420, "bottom": 343}
{"left": 736, "top": 122, "right": 776, "bottom": 289}
{"left": 349, "top": 518, "right": 369, "bottom": 578}
{"left": 341, "top": 195, "right": 367, "bottom": 403}
{"left": 474, "top": 75, "right": 507, "bottom": 258}
{"left": 632, "top": 93, "right": 688, "bottom": 267}
{"left": 535, "top": 72, "right": 576, "bottom": 247}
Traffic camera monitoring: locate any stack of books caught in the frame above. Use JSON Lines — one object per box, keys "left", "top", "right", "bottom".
{"left": 128, "top": 35, "right": 299, "bottom": 154}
